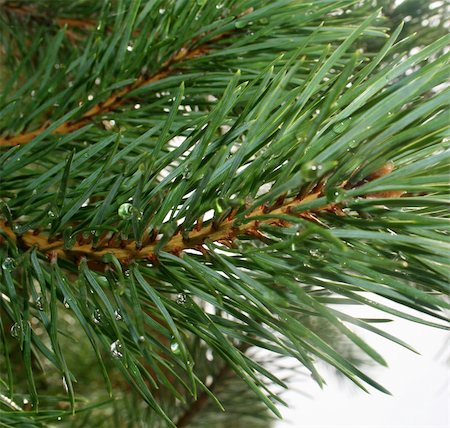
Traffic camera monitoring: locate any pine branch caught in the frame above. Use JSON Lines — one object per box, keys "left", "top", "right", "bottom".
{"left": 176, "top": 361, "right": 231, "bottom": 428}
{"left": 0, "top": 167, "right": 403, "bottom": 271}
{"left": 3, "top": 4, "right": 97, "bottom": 30}
{"left": 1, "top": 1, "right": 449, "bottom": 426}
{"left": 0, "top": 190, "right": 325, "bottom": 263}
{"left": 176, "top": 343, "right": 252, "bottom": 428}
{"left": 0, "top": 30, "right": 235, "bottom": 147}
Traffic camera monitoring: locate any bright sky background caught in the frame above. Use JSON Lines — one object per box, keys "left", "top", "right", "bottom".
{"left": 275, "top": 305, "right": 449, "bottom": 428}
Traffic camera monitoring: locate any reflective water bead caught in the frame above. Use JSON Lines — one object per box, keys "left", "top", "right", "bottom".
{"left": 114, "top": 309, "right": 123, "bottom": 321}
{"left": 332, "top": 117, "right": 352, "bottom": 134}
{"left": 10, "top": 322, "right": 21, "bottom": 338}
{"left": 170, "top": 340, "right": 181, "bottom": 355}
{"left": 348, "top": 139, "right": 358, "bottom": 149}
{"left": 300, "top": 162, "right": 322, "bottom": 180}
{"left": 309, "top": 249, "right": 321, "bottom": 258}
{"left": 2, "top": 257, "right": 16, "bottom": 272}
{"left": 102, "top": 119, "right": 116, "bottom": 130}
{"left": 92, "top": 309, "right": 102, "bottom": 324}
{"left": 118, "top": 203, "right": 134, "bottom": 220}
{"left": 176, "top": 293, "right": 187, "bottom": 306}
{"left": 110, "top": 340, "right": 123, "bottom": 358}
{"left": 326, "top": 188, "right": 345, "bottom": 203}
{"left": 36, "top": 297, "right": 44, "bottom": 311}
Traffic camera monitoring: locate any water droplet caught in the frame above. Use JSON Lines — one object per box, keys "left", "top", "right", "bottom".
{"left": 23, "top": 398, "right": 29, "bottom": 405}
{"left": 291, "top": 243, "right": 296, "bottom": 251}
{"left": 170, "top": 339, "right": 181, "bottom": 354}
{"left": 348, "top": 139, "right": 358, "bottom": 149}
{"left": 176, "top": 293, "right": 186, "bottom": 306}
{"left": 2, "top": 257, "right": 16, "bottom": 272}
{"left": 159, "top": 8, "right": 165, "bottom": 14}
{"left": 114, "top": 309, "right": 123, "bottom": 321}
{"left": 36, "top": 297, "right": 44, "bottom": 311}
{"left": 87, "top": 94, "right": 94, "bottom": 101}
{"left": 110, "top": 340, "right": 123, "bottom": 358}
{"left": 10, "top": 322, "right": 21, "bottom": 338}
{"left": 309, "top": 249, "right": 321, "bottom": 258}
{"left": 102, "top": 119, "right": 116, "bottom": 130}
{"left": 259, "top": 17, "right": 269, "bottom": 24}
{"left": 300, "top": 162, "right": 322, "bottom": 180}
{"left": 92, "top": 308, "right": 102, "bottom": 324}
{"left": 57, "top": 417, "right": 62, "bottom": 421}
{"left": 124, "top": 270, "right": 131, "bottom": 278}
{"left": 326, "top": 188, "right": 345, "bottom": 203}
{"left": 138, "top": 335, "right": 146, "bottom": 343}
{"left": 235, "top": 21, "right": 247, "bottom": 29}
{"left": 63, "top": 298, "right": 70, "bottom": 309}
{"left": 118, "top": 203, "right": 134, "bottom": 220}
{"left": 47, "top": 210, "right": 56, "bottom": 218}
{"left": 332, "top": 117, "right": 352, "bottom": 134}
{"left": 134, "top": 103, "right": 141, "bottom": 109}
{"left": 31, "top": 90, "right": 36, "bottom": 97}
{"left": 216, "top": 3, "right": 223, "bottom": 9}
{"left": 126, "top": 44, "right": 133, "bottom": 52}
{"left": 94, "top": 77, "right": 101, "bottom": 85}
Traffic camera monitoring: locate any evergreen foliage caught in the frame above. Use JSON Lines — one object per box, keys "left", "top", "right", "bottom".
{"left": 0, "top": 1, "right": 448, "bottom": 426}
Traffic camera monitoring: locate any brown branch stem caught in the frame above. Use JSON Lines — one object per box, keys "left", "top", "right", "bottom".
{"left": 0, "top": 192, "right": 325, "bottom": 265}
{"left": 176, "top": 363, "right": 231, "bottom": 428}
{"left": 4, "top": 4, "right": 97, "bottom": 30}
{"left": 176, "top": 343, "right": 251, "bottom": 427}
{"left": 0, "top": 32, "right": 230, "bottom": 147}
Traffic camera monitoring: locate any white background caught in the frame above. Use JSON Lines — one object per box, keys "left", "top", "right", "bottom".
{"left": 275, "top": 307, "right": 449, "bottom": 428}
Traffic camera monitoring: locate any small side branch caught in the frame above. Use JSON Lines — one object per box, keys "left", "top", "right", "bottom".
{"left": 0, "top": 32, "right": 232, "bottom": 147}
{"left": 0, "top": 192, "right": 324, "bottom": 264}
